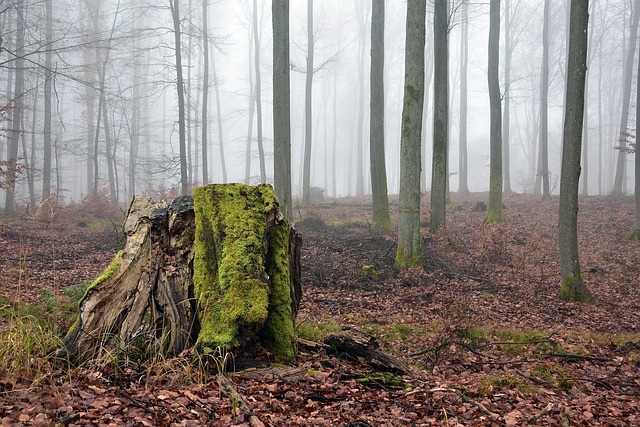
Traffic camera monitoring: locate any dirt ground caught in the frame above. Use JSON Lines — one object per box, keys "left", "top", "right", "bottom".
{"left": 1, "top": 193, "right": 639, "bottom": 426}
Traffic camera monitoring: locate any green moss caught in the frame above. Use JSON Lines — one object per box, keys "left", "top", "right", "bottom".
{"left": 360, "top": 265, "right": 379, "bottom": 281}
{"left": 395, "top": 246, "right": 421, "bottom": 268}
{"left": 264, "top": 218, "right": 295, "bottom": 359}
{"left": 558, "top": 274, "right": 596, "bottom": 304}
{"left": 193, "top": 184, "right": 295, "bottom": 359}
{"left": 630, "top": 228, "right": 640, "bottom": 241}
{"left": 193, "top": 184, "right": 271, "bottom": 350}
{"left": 354, "top": 372, "right": 410, "bottom": 389}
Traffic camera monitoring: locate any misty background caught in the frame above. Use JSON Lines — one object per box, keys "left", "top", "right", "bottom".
{"left": 0, "top": 0, "right": 636, "bottom": 208}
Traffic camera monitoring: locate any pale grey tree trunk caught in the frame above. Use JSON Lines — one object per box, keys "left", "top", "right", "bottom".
{"left": 245, "top": 24, "right": 255, "bottom": 184}
{"left": 370, "top": 0, "right": 391, "bottom": 231}
{"left": 458, "top": 1, "right": 469, "bottom": 194}
{"left": 302, "top": 0, "right": 314, "bottom": 203}
{"left": 535, "top": 0, "right": 551, "bottom": 197}
{"left": 42, "top": 0, "right": 53, "bottom": 200}
{"left": 355, "top": 3, "right": 369, "bottom": 198}
{"left": 420, "top": 16, "right": 434, "bottom": 193}
{"left": 5, "top": 0, "right": 25, "bottom": 216}
{"left": 272, "top": 0, "right": 292, "bottom": 218}
{"left": 612, "top": 3, "right": 640, "bottom": 194}
{"left": 558, "top": 0, "right": 594, "bottom": 303}
{"left": 253, "top": 0, "right": 266, "bottom": 184}
{"left": 429, "top": 0, "right": 447, "bottom": 232}
{"left": 211, "top": 50, "right": 228, "bottom": 183}
{"left": 486, "top": 0, "right": 505, "bottom": 223}
{"left": 580, "top": 0, "right": 596, "bottom": 197}
{"left": 396, "top": 0, "right": 426, "bottom": 267}
{"left": 633, "top": 31, "right": 640, "bottom": 238}
{"left": 201, "top": 0, "right": 210, "bottom": 185}
{"left": 502, "top": 0, "right": 512, "bottom": 194}
{"left": 170, "top": 0, "right": 189, "bottom": 195}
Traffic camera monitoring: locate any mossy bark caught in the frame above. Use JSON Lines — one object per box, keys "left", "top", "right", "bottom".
{"left": 60, "top": 184, "right": 301, "bottom": 364}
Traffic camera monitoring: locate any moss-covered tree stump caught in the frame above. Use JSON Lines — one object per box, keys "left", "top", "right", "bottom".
{"left": 60, "top": 184, "right": 301, "bottom": 364}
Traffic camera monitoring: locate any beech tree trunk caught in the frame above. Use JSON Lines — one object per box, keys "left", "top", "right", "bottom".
{"left": 60, "top": 184, "right": 301, "bottom": 364}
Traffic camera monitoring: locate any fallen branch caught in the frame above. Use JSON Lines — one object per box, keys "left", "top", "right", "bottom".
{"left": 217, "top": 373, "right": 265, "bottom": 427}
{"left": 428, "top": 387, "right": 499, "bottom": 419}
{"left": 547, "top": 353, "right": 609, "bottom": 362}
{"left": 527, "top": 402, "right": 554, "bottom": 424}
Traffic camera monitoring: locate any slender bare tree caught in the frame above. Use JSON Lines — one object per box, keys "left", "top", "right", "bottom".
{"left": 558, "top": 0, "right": 594, "bottom": 303}
{"left": 397, "top": 0, "right": 426, "bottom": 267}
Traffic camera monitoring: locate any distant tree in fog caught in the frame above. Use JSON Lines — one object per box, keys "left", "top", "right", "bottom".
{"left": 612, "top": 2, "right": 640, "bottom": 194}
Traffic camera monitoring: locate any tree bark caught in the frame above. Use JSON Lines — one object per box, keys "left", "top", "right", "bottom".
{"left": 201, "top": 0, "right": 210, "bottom": 185}
{"left": 458, "top": 1, "right": 469, "bottom": 194}
{"left": 253, "top": 0, "right": 266, "bottom": 184}
{"left": 535, "top": 0, "right": 551, "bottom": 197}
{"left": 302, "top": 0, "right": 314, "bottom": 203}
{"left": 396, "top": 0, "right": 426, "bottom": 268}
{"left": 558, "top": 0, "right": 594, "bottom": 303}
{"left": 429, "top": 0, "right": 447, "bottom": 233}
{"left": 486, "top": 0, "right": 506, "bottom": 223}
{"left": 60, "top": 184, "right": 301, "bottom": 364}
{"left": 633, "top": 29, "right": 640, "bottom": 239}
{"left": 272, "top": 0, "right": 292, "bottom": 218}
{"left": 370, "top": 0, "right": 391, "bottom": 232}
{"left": 170, "top": 0, "right": 189, "bottom": 195}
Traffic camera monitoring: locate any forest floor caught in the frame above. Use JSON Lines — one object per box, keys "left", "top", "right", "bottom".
{"left": 0, "top": 193, "right": 639, "bottom": 426}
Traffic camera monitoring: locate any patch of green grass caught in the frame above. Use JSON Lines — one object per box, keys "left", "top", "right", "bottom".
{"left": 485, "top": 374, "right": 534, "bottom": 394}
{"left": 457, "top": 327, "right": 487, "bottom": 346}
{"left": 295, "top": 320, "right": 341, "bottom": 341}
{"left": 493, "top": 328, "right": 555, "bottom": 355}
{"left": 532, "top": 363, "right": 574, "bottom": 391}
{"left": 325, "top": 218, "right": 369, "bottom": 228}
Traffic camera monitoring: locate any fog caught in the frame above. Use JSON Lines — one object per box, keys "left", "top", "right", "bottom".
{"left": 0, "top": 0, "right": 636, "bottom": 208}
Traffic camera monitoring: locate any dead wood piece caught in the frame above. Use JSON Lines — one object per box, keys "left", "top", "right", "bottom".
{"left": 217, "top": 373, "right": 265, "bottom": 427}
{"left": 60, "top": 184, "right": 302, "bottom": 364}
{"left": 428, "top": 387, "right": 498, "bottom": 419}
{"left": 324, "top": 328, "right": 410, "bottom": 375}
{"left": 527, "top": 402, "right": 555, "bottom": 425}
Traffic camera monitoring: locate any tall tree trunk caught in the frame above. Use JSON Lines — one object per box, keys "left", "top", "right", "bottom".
{"left": 201, "top": 0, "right": 210, "bottom": 185}
{"left": 129, "top": 60, "right": 141, "bottom": 200}
{"left": 421, "top": 17, "right": 434, "bottom": 193}
{"left": 272, "top": 0, "right": 292, "bottom": 218}
{"left": 211, "top": 51, "right": 228, "bottom": 184}
{"left": 632, "top": 29, "right": 640, "bottom": 239}
{"left": 170, "top": 0, "right": 189, "bottom": 195}
{"left": 370, "top": 0, "right": 391, "bottom": 232}
{"left": 302, "top": 0, "right": 314, "bottom": 203}
{"left": 486, "top": 0, "right": 505, "bottom": 222}
{"left": 558, "top": 0, "right": 593, "bottom": 303}
{"left": 245, "top": 26, "right": 255, "bottom": 184}
{"left": 458, "top": 1, "right": 469, "bottom": 194}
{"left": 4, "top": 0, "right": 25, "bottom": 216}
{"left": 535, "top": 0, "right": 551, "bottom": 197}
{"left": 355, "top": 3, "right": 368, "bottom": 198}
{"left": 502, "top": 0, "right": 512, "bottom": 194}
{"left": 42, "top": 0, "right": 53, "bottom": 201}
{"left": 429, "top": 0, "right": 448, "bottom": 232}
{"left": 612, "top": 3, "right": 640, "bottom": 194}
{"left": 396, "top": 0, "right": 426, "bottom": 268}
{"left": 253, "top": 0, "right": 266, "bottom": 184}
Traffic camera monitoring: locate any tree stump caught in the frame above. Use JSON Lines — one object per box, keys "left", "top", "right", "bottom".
{"left": 60, "top": 184, "right": 301, "bottom": 364}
